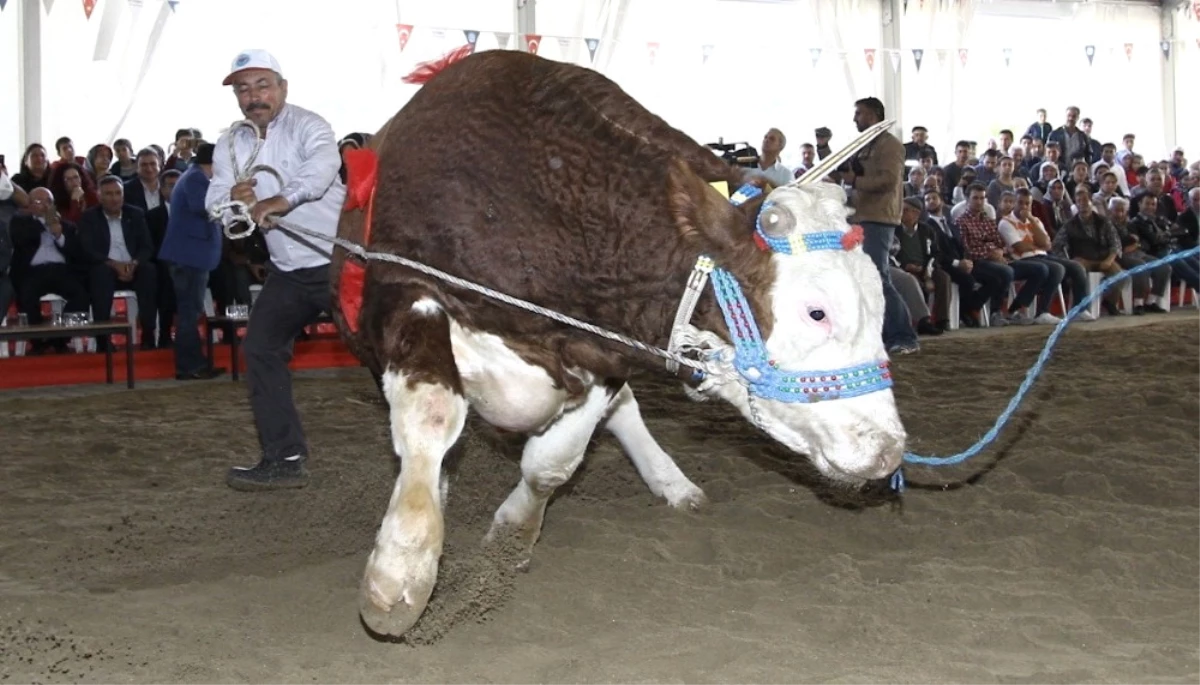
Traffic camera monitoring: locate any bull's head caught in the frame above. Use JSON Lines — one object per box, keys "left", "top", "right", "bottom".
{"left": 666, "top": 126, "right": 905, "bottom": 484}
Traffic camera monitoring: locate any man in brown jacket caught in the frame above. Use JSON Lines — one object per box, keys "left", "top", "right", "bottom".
{"left": 844, "top": 97, "right": 918, "bottom": 354}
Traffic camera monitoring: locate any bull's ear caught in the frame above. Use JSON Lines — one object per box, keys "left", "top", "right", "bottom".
{"left": 666, "top": 159, "right": 765, "bottom": 264}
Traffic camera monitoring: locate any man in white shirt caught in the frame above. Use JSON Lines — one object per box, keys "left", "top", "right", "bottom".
{"left": 746, "top": 128, "right": 793, "bottom": 188}
{"left": 206, "top": 49, "right": 348, "bottom": 491}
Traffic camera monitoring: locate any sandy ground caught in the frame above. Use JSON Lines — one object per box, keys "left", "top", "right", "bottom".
{"left": 0, "top": 312, "right": 1197, "bottom": 684}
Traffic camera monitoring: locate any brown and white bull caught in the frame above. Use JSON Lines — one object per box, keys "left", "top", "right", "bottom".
{"left": 327, "top": 49, "right": 907, "bottom": 638}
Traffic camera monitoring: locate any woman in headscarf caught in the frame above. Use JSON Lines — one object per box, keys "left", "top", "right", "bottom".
{"left": 86, "top": 144, "right": 114, "bottom": 182}
{"left": 1041, "top": 178, "right": 1073, "bottom": 236}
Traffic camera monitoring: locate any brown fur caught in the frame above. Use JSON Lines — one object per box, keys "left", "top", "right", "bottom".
{"left": 330, "top": 51, "right": 775, "bottom": 398}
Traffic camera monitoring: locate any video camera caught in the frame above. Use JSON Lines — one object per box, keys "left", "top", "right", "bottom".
{"left": 706, "top": 138, "right": 760, "bottom": 169}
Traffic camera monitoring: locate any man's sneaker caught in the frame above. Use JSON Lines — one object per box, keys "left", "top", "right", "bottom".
{"left": 1076, "top": 310, "right": 1097, "bottom": 322}
{"left": 1033, "top": 312, "right": 1062, "bottom": 325}
{"left": 988, "top": 312, "right": 1008, "bottom": 327}
{"left": 227, "top": 455, "right": 309, "bottom": 492}
{"left": 1007, "top": 311, "right": 1036, "bottom": 325}
{"left": 887, "top": 341, "right": 921, "bottom": 356}
{"left": 1144, "top": 302, "right": 1168, "bottom": 314}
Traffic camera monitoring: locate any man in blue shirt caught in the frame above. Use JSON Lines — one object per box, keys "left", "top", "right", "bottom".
{"left": 160, "top": 143, "right": 225, "bottom": 380}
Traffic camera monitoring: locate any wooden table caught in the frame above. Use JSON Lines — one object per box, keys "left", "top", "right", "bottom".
{"left": 0, "top": 317, "right": 138, "bottom": 388}
{"left": 205, "top": 314, "right": 336, "bottom": 381}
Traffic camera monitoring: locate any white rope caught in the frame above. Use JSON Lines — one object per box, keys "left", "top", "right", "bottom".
{"left": 205, "top": 118, "right": 724, "bottom": 375}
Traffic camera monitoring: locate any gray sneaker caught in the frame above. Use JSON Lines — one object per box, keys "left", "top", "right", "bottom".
{"left": 226, "top": 455, "right": 310, "bottom": 492}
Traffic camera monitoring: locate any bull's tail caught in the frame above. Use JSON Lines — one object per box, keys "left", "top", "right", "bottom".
{"left": 402, "top": 44, "right": 475, "bottom": 85}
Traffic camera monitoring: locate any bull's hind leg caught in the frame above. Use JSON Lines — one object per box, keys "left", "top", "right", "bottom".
{"left": 359, "top": 295, "right": 467, "bottom": 638}
{"left": 486, "top": 383, "right": 612, "bottom": 552}
{"left": 604, "top": 383, "right": 706, "bottom": 510}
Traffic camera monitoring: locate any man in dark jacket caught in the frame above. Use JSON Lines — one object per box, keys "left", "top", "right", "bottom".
{"left": 160, "top": 144, "right": 225, "bottom": 380}
{"left": 145, "top": 169, "right": 181, "bottom": 347}
{"left": 79, "top": 176, "right": 158, "bottom": 349}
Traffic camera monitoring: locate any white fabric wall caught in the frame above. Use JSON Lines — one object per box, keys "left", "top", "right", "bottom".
{"left": 0, "top": 0, "right": 1183, "bottom": 171}
{"left": 1170, "top": 3, "right": 1199, "bottom": 161}
{"left": 0, "top": 1, "right": 21, "bottom": 165}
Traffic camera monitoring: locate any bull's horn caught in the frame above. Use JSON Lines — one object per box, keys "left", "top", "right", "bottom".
{"left": 789, "top": 119, "right": 897, "bottom": 186}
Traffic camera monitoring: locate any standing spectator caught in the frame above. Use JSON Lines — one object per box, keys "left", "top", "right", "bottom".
{"left": 904, "top": 126, "right": 938, "bottom": 165}
{"left": 843, "top": 97, "right": 919, "bottom": 354}
{"left": 145, "top": 169, "right": 182, "bottom": 348}
{"left": 1048, "top": 106, "right": 1093, "bottom": 165}
{"left": 1024, "top": 109, "right": 1052, "bottom": 143}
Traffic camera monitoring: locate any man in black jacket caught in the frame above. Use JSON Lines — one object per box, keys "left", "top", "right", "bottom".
{"left": 145, "top": 169, "right": 181, "bottom": 347}
{"left": 8, "top": 187, "right": 91, "bottom": 351}
{"left": 79, "top": 176, "right": 158, "bottom": 349}
{"left": 920, "top": 187, "right": 996, "bottom": 327}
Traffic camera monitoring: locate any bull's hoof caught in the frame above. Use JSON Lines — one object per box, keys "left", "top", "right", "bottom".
{"left": 358, "top": 564, "right": 438, "bottom": 638}
{"left": 663, "top": 481, "right": 708, "bottom": 511}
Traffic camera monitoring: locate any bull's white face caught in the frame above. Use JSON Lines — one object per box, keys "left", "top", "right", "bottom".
{"left": 708, "top": 183, "right": 906, "bottom": 483}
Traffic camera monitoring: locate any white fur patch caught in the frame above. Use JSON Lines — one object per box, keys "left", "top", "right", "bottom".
{"left": 410, "top": 298, "right": 442, "bottom": 316}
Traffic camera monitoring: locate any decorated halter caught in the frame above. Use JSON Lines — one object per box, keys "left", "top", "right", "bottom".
{"left": 671, "top": 182, "right": 893, "bottom": 403}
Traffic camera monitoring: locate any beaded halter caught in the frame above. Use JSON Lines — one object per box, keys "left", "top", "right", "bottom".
{"left": 670, "top": 182, "right": 893, "bottom": 403}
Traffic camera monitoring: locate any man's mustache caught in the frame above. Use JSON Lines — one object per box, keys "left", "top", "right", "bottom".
{"left": 246, "top": 103, "right": 269, "bottom": 112}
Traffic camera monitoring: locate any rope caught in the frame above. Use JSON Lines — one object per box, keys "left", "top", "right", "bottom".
{"left": 902, "top": 245, "right": 1200, "bottom": 468}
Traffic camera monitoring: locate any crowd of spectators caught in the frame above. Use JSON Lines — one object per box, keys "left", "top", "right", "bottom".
{"left": 0, "top": 129, "right": 373, "bottom": 355}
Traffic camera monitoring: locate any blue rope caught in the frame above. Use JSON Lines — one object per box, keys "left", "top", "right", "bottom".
{"left": 891, "top": 245, "right": 1200, "bottom": 490}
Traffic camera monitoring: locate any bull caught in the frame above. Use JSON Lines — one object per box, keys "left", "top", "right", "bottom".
{"left": 326, "top": 49, "right": 907, "bottom": 638}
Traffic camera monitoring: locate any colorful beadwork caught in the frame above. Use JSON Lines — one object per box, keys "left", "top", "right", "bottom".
{"left": 693, "top": 185, "right": 894, "bottom": 403}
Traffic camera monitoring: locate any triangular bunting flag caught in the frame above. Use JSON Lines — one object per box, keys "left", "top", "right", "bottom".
{"left": 912, "top": 48, "right": 924, "bottom": 72}
{"left": 888, "top": 50, "right": 901, "bottom": 73}
{"left": 0, "top": 0, "right": 7, "bottom": 10}
{"left": 525, "top": 34, "right": 541, "bottom": 54}
{"left": 463, "top": 30, "right": 480, "bottom": 54}
{"left": 396, "top": 24, "right": 413, "bottom": 52}
{"left": 957, "top": 48, "right": 968, "bottom": 68}
{"left": 936, "top": 49, "right": 948, "bottom": 68}
{"left": 1085, "top": 45, "right": 1095, "bottom": 66}
{"left": 1124, "top": 42, "right": 1133, "bottom": 61}
{"left": 43, "top": 0, "right": 54, "bottom": 13}
{"left": 586, "top": 38, "right": 599, "bottom": 62}
{"left": 1003, "top": 47, "right": 1012, "bottom": 67}
{"left": 701, "top": 44, "right": 714, "bottom": 65}
{"left": 494, "top": 32, "right": 511, "bottom": 50}
{"left": 82, "top": 0, "right": 95, "bottom": 19}
{"left": 864, "top": 48, "right": 875, "bottom": 71}
{"left": 1160, "top": 40, "right": 1171, "bottom": 59}
{"left": 557, "top": 37, "right": 571, "bottom": 55}
{"left": 903, "top": 0, "right": 908, "bottom": 13}
{"left": 430, "top": 29, "right": 445, "bottom": 40}
{"left": 646, "top": 41, "right": 659, "bottom": 66}
{"left": 810, "top": 47, "right": 822, "bottom": 68}
{"left": 1193, "top": 0, "right": 1199, "bottom": 19}
{"left": 167, "top": 0, "right": 177, "bottom": 11}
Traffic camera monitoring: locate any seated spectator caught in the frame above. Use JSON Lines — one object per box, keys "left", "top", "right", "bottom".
{"left": 146, "top": 169, "right": 182, "bottom": 347}
{"left": 1042, "top": 141, "right": 1066, "bottom": 176}
{"left": 9, "top": 188, "right": 91, "bottom": 353}
{"left": 952, "top": 168, "right": 978, "bottom": 206}
{"left": 1091, "top": 171, "right": 1122, "bottom": 217}
{"left": 49, "top": 162, "right": 99, "bottom": 224}
{"left": 164, "top": 129, "right": 202, "bottom": 172}
{"left": 1064, "top": 160, "right": 1091, "bottom": 199}
{"left": 1128, "top": 193, "right": 1200, "bottom": 294}
{"left": 1008, "top": 144, "right": 1025, "bottom": 172}
{"left": 0, "top": 157, "right": 30, "bottom": 217}
{"left": 957, "top": 183, "right": 1061, "bottom": 325}
{"left": 1051, "top": 184, "right": 1124, "bottom": 315}
{"left": 903, "top": 166, "right": 926, "bottom": 197}
{"left": 1168, "top": 148, "right": 1188, "bottom": 180}
{"left": 85, "top": 144, "right": 113, "bottom": 183}
{"left": 922, "top": 187, "right": 995, "bottom": 328}
{"left": 123, "top": 149, "right": 164, "bottom": 212}
{"left": 78, "top": 176, "right": 158, "bottom": 350}
{"left": 1110, "top": 197, "right": 1171, "bottom": 313}
{"left": 941, "top": 140, "right": 972, "bottom": 203}
{"left": 922, "top": 175, "right": 941, "bottom": 198}
{"left": 985, "top": 155, "right": 1017, "bottom": 209}
{"left": 49, "top": 137, "right": 87, "bottom": 172}
{"left": 109, "top": 139, "right": 138, "bottom": 182}
{"left": 1020, "top": 138, "right": 1045, "bottom": 179}
{"left": 1176, "top": 187, "right": 1199, "bottom": 250}
{"left": 0, "top": 210, "right": 12, "bottom": 320}
{"left": 974, "top": 149, "right": 999, "bottom": 185}
{"left": 999, "top": 188, "right": 1090, "bottom": 320}
{"left": 890, "top": 197, "right": 943, "bottom": 335}
{"left": 12, "top": 144, "right": 52, "bottom": 193}
{"left": 1032, "top": 161, "right": 1060, "bottom": 200}
{"left": 1042, "top": 178, "right": 1074, "bottom": 235}
{"left": 1131, "top": 169, "right": 1178, "bottom": 224}
{"left": 1169, "top": 170, "right": 1198, "bottom": 215}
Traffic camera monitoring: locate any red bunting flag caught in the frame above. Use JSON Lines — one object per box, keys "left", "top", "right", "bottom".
{"left": 1124, "top": 42, "right": 1133, "bottom": 61}
{"left": 864, "top": 48, "right": 875, "bottom": 71}
{"left": 958, "top": 48, "right": 968, "bottom": 67}
{"left": 396, "top": 24, "right": 413, "bottom": 52}
{"left": 647, "top": 41, "right": 659, "bottom": 66}
{"left": 525, "top": 34, "right": 541, "bottom": 54}
{"left": 82, "top": 0, "right": 95, "bottom": 19}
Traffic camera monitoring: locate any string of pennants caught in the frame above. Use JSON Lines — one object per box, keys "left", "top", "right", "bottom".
{"left": 0, "top": 0, "right": 181, "bottom": 16}
{"left": 393, "top": 24, "right": 1200, "bottom": 69}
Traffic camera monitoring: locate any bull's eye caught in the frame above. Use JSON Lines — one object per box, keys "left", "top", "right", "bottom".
{"left": 758, "top": 205, "right": 794, "bottom": 237}
{"left": 808, "top": 308, "right": 826, "bottom": 322}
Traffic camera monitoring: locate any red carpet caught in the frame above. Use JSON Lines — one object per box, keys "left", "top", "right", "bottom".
{"left": 0, "top": 338, "right": 362, "bottom": 389}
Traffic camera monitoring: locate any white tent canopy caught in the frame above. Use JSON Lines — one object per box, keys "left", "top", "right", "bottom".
{"left": 1, "top": 0, "right": 1195, "bottom": 171}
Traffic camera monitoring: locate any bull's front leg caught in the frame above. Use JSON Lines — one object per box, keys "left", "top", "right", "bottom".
{"left": 605, "top": 383, "right": 706, "bottom": 509}
{"left": 486, "top": 383, "right": 613, "bottom": 554}
{"left": 359, "top": 295, "right": 467, "bottom": 638}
